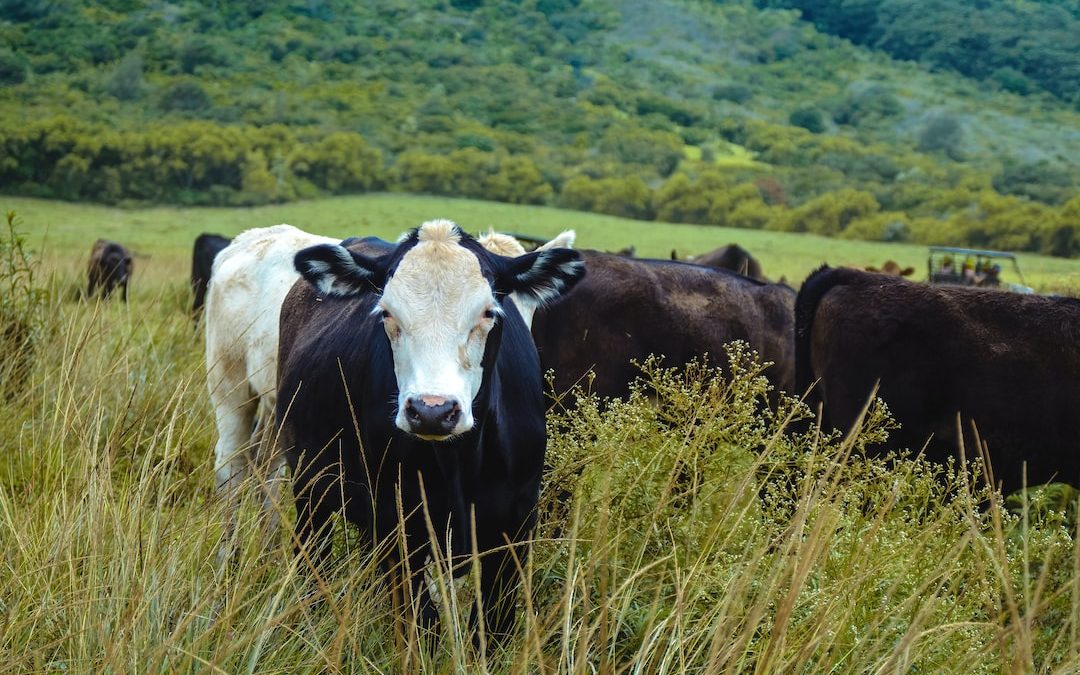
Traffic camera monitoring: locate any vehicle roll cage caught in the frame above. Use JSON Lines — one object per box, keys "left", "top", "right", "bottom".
{"left": 928, "top": 245, "right": 1026, "bottom": 287}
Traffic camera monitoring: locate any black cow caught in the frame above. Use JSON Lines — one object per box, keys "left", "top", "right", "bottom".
{"left": 190, "top": 233, "right": 231, "bottom": 318}
{"left": 531, "top": 251, "right": 795, "bottom": 405}
{"left": 276, "top": 219, "right": 584, "bottom": 642}
{"left": 87, "top": 239, "right": 132, "bottom": 302}
{"left": 795, "top": 265, "right": 1080, "bottom": 495}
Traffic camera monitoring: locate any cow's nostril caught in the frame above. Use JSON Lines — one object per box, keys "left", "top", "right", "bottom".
{"left": 444, "top": 402, "right": 461, "bottom": 423}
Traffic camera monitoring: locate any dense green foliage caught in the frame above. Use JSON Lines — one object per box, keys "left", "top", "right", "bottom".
{"left": 758, "top": 0, "right": 1080, "bottom": 105}
{"left": 1, "top": 0, "right": 1078, "bottom": 254}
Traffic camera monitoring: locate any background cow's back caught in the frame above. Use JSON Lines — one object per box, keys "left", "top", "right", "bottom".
{"left": 689, "top": 243, "right": 765, "bottom": 281}
{"left": 795, "top": 266, "right": 1080, "bottom": 494}
{"left": 87, "top": 239, "right": 132, "bottom": 302}
{"left": 531, "top": 251, "right": 795, "bottom": 404}
{"left": 190, "top": 233, "right": 231, "bottom": 319}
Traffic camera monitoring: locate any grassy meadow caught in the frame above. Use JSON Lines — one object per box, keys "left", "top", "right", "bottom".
{"left": 2, "top": 198, "right": 1080, "bottom": 671}
{"left": 10, "top": 193, "right": 1080, "bottom": 293}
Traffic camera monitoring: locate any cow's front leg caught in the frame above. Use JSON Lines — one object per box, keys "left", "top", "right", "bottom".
{"left": 290, "top": 472, "right": 340, "bottom": 572}
{"left": 473, "top": 544, "right": 522, "bottom": 648}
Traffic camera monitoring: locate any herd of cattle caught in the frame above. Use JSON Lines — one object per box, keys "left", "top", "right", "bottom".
{"left": 85, "top": 222, "right": 1080, "bottom": 641}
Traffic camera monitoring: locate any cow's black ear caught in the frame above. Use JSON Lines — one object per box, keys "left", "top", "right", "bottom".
{"left": 498, "top": 248, "right": 585, "bottom": 305}
{"left": 295, "top": 244, "right": 384, "bottom": 297}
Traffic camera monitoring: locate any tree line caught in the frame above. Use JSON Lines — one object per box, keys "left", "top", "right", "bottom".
{"left": 3, "top": 114, "right": 1077, "bottom": 256}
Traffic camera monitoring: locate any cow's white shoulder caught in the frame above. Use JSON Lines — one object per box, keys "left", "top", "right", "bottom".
{"left": 204, "top": 223, "right": 338, "bottom": 564}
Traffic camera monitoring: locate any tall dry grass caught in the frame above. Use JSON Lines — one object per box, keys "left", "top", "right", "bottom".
{"left": 0, "top": 224, "right": 1077, "bottom": 672}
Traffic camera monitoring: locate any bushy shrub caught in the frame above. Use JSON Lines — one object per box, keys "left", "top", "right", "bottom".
{"left": 159, "top": 81, "right": 212, "bottom": 113}
{"left": 841, "top": 211, "right": 911, "bottom": 242}
{"left": 178, "top": 37, "right": 230, "bottom": 74}
{"left": 484, "top": 154, "right": 553, "bottom": 204}
{"left": 789, "top": 106, "right": 825, "bottom": 133}
{"left": 1046, "top": 195, "right": 1080, "bottom": 257}
{"left": 992, "top": 159, "right": 1074, "bottom": 205}
{"left": 712, "top": 82, "right": 753, "bottom": 104}
{"left": 832, "top": 85, "right": 902, "bottom": 126}
{"left": 634, "top": 93, "right": 703, "bottom": 127}
{"left": 770, "top": 188, "right": 880, "bottom": 235}
{"left": 654, "top": 171, "right": 730, "bottom": 224}
{"left": 291, "top": 132, "right": 384, "bottom": 194}
{"left": 598, "top": 125, "right": 684, "bottom": 177}
{"left": 917, "top": 113, "right": 965, "bottom": 159}
{"left": 104, "top": 51, "right": 145, "bottom": 101}
{"left": 0, "top": 48, "right": 28, "bottom": 85}
{"left": 991, "top": 67, "right": 1034, "bottom": 96}
{"left": 560, "top": 174, "right": 654, "bottom": 219}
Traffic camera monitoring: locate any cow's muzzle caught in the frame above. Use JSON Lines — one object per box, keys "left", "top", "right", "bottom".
{"left": 404, "top": 395, "right": 462, "bottom": 439}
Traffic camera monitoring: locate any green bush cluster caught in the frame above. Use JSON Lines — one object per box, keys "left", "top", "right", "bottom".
{"left": 3, "top": 112, "right": 1078, "bottom": 254}
{"left": 0, "top": 116, "right": 384, "bottom": 206}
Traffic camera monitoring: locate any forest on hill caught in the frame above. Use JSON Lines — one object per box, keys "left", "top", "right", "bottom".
{"left": 757, "top": 0, "right": 1080, "bottom": 105}
{"left": 0, "top": 0, "right": 1078, "bottom": 254}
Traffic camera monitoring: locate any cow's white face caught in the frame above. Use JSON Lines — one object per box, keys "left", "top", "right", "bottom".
{"left": 376, "top": 224, "right": 498, "bottom": 438}
{"left": 294, "top": 220, "right": 585, "bottom": 442}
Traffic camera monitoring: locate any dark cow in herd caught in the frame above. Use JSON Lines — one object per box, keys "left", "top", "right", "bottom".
{"left": 796, "top": 266, "right": 1080, "bottom": 495}
{"left": 87, "top": 239, "right": 132, "bottom": 302}
{"left": 684, "top": 243, "right": 766, "bottom": 281}
{"left": 532, "top": 251, "right": 795, "bottom": 404}
{"left": 190, "top": 233, "right": 231, "bottom": 318}
{"left": 276, "top": 219, "right": 584, "bottom": 640}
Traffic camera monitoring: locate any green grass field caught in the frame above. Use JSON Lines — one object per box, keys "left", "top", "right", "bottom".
{"left": 9, "top": 194, "right": 1080, "bottom": 292}
{"left": 2, "top": 196, "right": 1079, "bottom": 671}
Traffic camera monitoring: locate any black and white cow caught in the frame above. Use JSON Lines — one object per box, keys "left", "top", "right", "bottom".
{"left": 277, "top": 219, "right": 584, "bottom": 641}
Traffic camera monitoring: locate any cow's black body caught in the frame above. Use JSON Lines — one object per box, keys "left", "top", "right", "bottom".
{"left": 190, "top": 233, "right": 231, "bottom": 318}
{"left": 277, "top": 231, "right": 567, "bottom": 640}
{"left": 532, "top": 251, "right": 796, "bottom": 405}
{"left": 795, "top": 265, "right": 1080, "bottom": 494}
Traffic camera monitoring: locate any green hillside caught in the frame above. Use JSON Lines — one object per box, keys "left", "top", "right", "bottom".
{"left": 1, "top": 0, "right": 1078, "bottom": 254}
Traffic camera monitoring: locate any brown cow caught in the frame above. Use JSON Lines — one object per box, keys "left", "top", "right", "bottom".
{"left": 531, "top": 252, "right": 795, "bottom": 405}
{"left": 795, "top": 266, "right": 1080, "bottom": 495}
{"left": 863, "top": 260, "right": 915, "bottom": 277}
{"left": 87, "top": 239, "right": 132, "bottom": 302}
{"left": 683, "top": 243, "right": 766, "bottom": 281}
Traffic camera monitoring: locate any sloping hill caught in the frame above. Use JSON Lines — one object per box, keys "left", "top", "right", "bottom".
{"left": 0, "top": 0, "right": 1077, "bottom": 253}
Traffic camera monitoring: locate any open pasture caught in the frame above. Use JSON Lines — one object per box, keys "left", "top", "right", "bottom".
{"left": 1, "top": 198, "right": 1079, "bottom": 671}
{"left": 9, "top": 194, "right": 1080, "bottom": 293}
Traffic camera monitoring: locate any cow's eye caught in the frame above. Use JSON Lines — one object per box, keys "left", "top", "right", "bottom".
{"left": 381, "top": 309, "right": 392, "bottom": 320}
{"left": 482, "top": 308, "right": 496, "bottom": 320}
